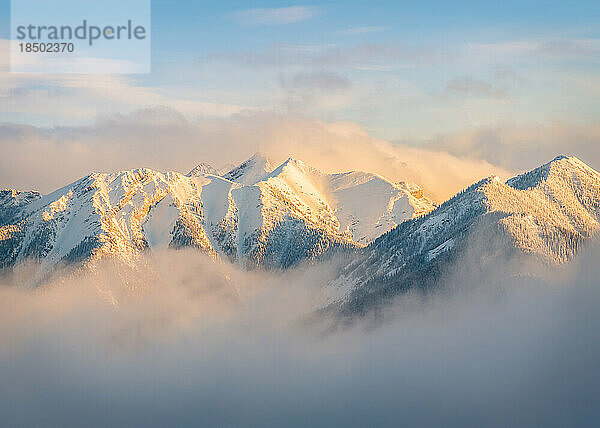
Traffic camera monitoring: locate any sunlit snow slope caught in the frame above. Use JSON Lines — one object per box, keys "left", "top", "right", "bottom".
{"left": 0, "top": 153, "right": 433, "bottom": 282}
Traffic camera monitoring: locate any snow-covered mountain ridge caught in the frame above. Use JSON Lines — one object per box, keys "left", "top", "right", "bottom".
{"left": 0, "top": 153, "right": 434, "bottom": 283}
{"left": 323, "top": 155, "right": 600, "bottom": 314}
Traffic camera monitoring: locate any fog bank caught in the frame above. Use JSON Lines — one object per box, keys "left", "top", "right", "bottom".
{"left": 1, "top": 246, "right": 600, "bottom": 427}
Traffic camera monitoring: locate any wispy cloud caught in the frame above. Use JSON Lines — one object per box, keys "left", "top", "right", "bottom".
{"left": 229, "top": 6, "right": 319, "bottom": 26}
{"left": 445, "top": 76, "right": 506, "bottom": 99}
{"left": 466, "top": 38, "right": 600, "bottom": 58}
{"left": 336, "top": 26, "right": 389, "bottom": 36}
{"left": 280, "top": 71, "right": 352, "bottom": 91}
{"left": 278, "top": 71, "right": 354, "bottom": 112}
{"left": 199, "top": 42, "right": 443, "bottom": 70}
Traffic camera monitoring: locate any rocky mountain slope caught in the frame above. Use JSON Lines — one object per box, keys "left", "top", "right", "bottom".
{"left": 323, "top": 155, "right": 600, "bottom": 316}
{"left": 0, "top": 153, "right": 433, "bottom": 284}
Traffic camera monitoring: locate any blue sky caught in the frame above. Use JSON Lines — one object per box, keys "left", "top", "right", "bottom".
{"left": 0, "top": 0, "right": 599, "bottom": 141}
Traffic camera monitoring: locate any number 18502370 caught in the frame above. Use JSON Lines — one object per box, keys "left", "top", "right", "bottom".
{"left": 19, "top": 42, "right": 74, "bottom": 52}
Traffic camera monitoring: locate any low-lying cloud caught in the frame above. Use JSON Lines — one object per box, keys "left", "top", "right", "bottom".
{"left": 1, "top": 240, "right": 600, "bottom": 426}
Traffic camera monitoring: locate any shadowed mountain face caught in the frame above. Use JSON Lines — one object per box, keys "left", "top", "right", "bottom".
{"left": 0, "top": 154, "right": 433, "bottom": 284}
{"left": 322, "top": 155, "right": 600, "bottom": 317}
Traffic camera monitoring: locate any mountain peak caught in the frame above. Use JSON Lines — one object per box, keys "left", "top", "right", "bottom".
{"left": 222, "top": 152, "right": 274, "bottom": 185}
{"left": 249, "top": 152, "right": 271, "bottom": 162}
{"left": 187, "top": 162, "right": 218, "bottom": 177}
{"left": 270, "top": 157, "right": 308, "bottom": 174}
{"left": 541, "top": 154, "right": 590, "bottom": 169}
{"left": 507, "top": 155, "right": 598, "bottom": 191}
